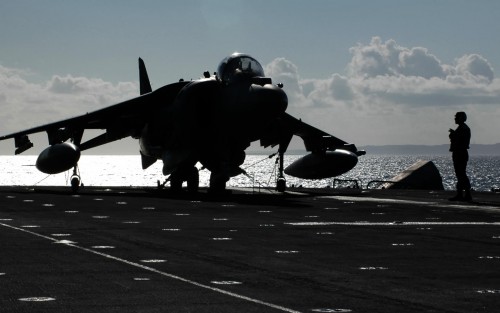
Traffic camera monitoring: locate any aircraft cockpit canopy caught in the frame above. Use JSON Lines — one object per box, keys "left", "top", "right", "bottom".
{"left": 217, "top": 53, "right": 265, "bottom": 85}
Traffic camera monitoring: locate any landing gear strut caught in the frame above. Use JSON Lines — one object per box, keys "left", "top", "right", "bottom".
{"left": 276, "top": 150, "right": 286, "bottom": 192}
{"left": 275, "top": 134, "right": 292, "bottom": 193}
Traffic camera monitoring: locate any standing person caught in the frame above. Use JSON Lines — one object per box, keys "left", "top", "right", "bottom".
{"left": 449, "top": 111, "right": 472, "bottom": 201}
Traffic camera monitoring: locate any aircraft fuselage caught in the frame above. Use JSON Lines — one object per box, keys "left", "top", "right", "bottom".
{"left": 1, "top": 53, "right": 363, "bottom": 193}
{"left": 139, "top": 74, "right": 288, "bottom": 186}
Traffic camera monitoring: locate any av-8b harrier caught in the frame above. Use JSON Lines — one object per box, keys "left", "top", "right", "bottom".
{"left": 0, "top": 53, "right": 365, "bottom": 192}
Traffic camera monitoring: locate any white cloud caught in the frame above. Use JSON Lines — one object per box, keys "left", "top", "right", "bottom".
{"left": 265, "top": 37, "right": 500, "bottom": 145}
{"left": 454, "top": 54, "right": 494, "bottom": 83}
{"left": 347, "top": 37, "right": 448, "bottom": 79}
{"left": 265, "top": 58, "right": 305, "bottom": 104}
{"left": 0, "top": 66, "right": 138, "bottom": 135}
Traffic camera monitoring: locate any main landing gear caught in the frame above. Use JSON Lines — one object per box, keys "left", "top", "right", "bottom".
{"left": 158, "top": 166, "right": 199, "bottom": 193}
{"left": 208, "top": 170, "right": 231, "bottom": 195}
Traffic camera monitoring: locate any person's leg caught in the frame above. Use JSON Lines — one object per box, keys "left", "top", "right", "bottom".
{"left": 451, "top": 152, "right": 471, "bottom": 201}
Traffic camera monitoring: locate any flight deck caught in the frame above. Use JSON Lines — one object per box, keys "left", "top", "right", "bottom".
{"left": 1, "top": 186, "right": 499, "bottom": 313}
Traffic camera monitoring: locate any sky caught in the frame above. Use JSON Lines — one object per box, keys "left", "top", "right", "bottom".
{"left": 1, "top": 0, "right": 500, "bottom": 155}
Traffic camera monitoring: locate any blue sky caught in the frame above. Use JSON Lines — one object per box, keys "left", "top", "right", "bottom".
{"left": 1, "top": 0, "right": 500, "bottom": 154}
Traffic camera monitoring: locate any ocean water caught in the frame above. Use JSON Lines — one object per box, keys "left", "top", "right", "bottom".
{"left": 1, "top": 155, "right": 499, "bottom": 191}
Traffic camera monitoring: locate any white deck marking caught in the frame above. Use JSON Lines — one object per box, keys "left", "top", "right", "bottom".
{"left": 286, "top": 221, "right": 500, "bottom": 226}
{"left": 0, "top": 222, "right": 301, "bottom": 313}
{"left": 322, "top": 196, "right": 500, "bottom": 212}
{"left": 311, "top": 309, "right": 351, "bottom": 313}
{"left": 18, "top": 297, "right": 55, "bottom": 302}
{"left": 211, "top": 281, "right": 242, "bottom": 285}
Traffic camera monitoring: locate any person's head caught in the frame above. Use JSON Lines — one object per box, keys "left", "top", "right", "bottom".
{"left": 455, "top": 111, "right": 467, "bottom": 124}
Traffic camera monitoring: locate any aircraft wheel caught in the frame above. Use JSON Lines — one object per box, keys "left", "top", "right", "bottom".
{"left": 187, "top": 167, "right": 199, "bottom": 193}
{"left": 209, "top": 172, "right": 228, "bottom": 194}
{"left": 70, "top": 175, "right": 81, "bottom": 193}
{"left": 170, "top": 172, "right": 183, "bottom": 192}
{"left": 276, "top": 177, "right": 286, "bottom": 192}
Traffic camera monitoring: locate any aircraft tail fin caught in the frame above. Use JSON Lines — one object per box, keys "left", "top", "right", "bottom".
{"left": 138, "top": 58, "right": 152, "bottom": 95}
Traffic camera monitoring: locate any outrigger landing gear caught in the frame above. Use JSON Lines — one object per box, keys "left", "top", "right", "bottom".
{"left": 70, "top": 165, "right": 81, "bottom": 193}
{"left": 275, "top": 135, "right": 292, "bottom": 193}
{"left": 276, "top": 150, "right": 287, "bottom": 192}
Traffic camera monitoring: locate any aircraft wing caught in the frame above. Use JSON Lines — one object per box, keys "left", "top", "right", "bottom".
{"left": 0, "top": 82, "right": 187, "bottom": 154}
{"left": 260, "top": 112, "right": 363, "bottom": 155}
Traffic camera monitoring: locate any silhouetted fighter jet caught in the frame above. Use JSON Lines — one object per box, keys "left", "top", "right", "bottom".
{"left": 0, "top": 53, "right": 365, "bottom": 192}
